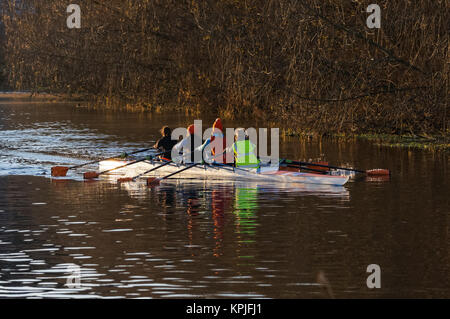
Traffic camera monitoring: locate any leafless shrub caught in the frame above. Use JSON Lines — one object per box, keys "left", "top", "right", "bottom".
{"left": 1, "top": 0, "right": 447, "bottom": 134}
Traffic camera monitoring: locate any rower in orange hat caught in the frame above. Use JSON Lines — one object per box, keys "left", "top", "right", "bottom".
{"left": 172, "top": 124, "right": 201, "bottom": 163}
{"left": 193, "top": 118, "right": 228, "bottom": 164}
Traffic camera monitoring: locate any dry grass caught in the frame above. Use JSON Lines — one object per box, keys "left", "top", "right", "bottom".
{"left": 1, "top": 1, "right": 447, "bottom": 135}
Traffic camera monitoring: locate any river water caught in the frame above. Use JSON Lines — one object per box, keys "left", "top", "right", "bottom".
{"left": 0, "top": 101, "right": 448, "bottom": 298}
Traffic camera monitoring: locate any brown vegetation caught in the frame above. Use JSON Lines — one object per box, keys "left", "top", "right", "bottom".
{"left": 1, "top": 1, "right": 448, "bottom": 135}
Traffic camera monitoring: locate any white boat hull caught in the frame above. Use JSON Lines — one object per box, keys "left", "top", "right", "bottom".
{"left": 98, "top": 159, "right": 349, "bottom": 186}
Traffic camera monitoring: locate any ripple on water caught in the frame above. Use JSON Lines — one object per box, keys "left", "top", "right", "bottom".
{"left": 0, "top": 105, "right": 448, "bottom": 300}
{"left": 102, "top": 229, "right": 133, "bottom": 233}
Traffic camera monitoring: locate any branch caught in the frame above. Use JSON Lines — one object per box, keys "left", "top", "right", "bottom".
{"left": 290, "top": 86, "right": 430, "bottom": 103}
{"left": 298, "top": 3, "right": 428, "bottom": 75}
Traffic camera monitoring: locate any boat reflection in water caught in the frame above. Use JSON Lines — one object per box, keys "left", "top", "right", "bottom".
{"left": 117, "top": 179, "right": 349, "bottom": 261}
{"left": 117, "top": 179, "right": 350, "bottom": 200}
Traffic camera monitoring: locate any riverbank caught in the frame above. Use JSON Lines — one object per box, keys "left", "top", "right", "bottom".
{"left": 353, "top": 134, "right": 450, "bottom": 153}
{"left": 0, "top": 92, "right": 84, "bottom": 103}
{"left": 281, "top": 130, "right": 450, "bottom": 153}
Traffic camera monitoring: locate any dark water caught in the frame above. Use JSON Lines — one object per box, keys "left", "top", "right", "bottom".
{"left": 0, "top": 101, "right": 448, "bottom": 298}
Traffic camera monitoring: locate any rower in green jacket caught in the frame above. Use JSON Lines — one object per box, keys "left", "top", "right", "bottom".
{"left": 228, "top": 128, "right": 260, "bottom": 169}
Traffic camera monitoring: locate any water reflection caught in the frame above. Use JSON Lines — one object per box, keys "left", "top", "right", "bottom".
{"left": 0, "top": 175, "right": 356, "bottom": 299}
{"left": 211, "top": 187, "right": 231, "bottom": 258}
{"left": 233, "top": 187, "right": 259, "bottom": 260}
{"left": 0, "top": 101, "right": 448, "bottom": 298}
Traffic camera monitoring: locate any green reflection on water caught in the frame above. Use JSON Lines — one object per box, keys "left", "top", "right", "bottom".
{"left": 233, "top": 187, "right": 259, "bottom": 260}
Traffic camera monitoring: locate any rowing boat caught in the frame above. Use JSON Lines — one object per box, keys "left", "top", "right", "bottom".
{"left": 98, "top": 156, "right": 349, "bottom": 186}
{"left": 98, "top": 157, "right": 349, "bottom": 186}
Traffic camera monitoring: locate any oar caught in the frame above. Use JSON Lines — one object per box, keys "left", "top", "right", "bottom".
{"left": 213, "top": 161, "right": 327, "bottom": 175}
{"left": 282, "top": 159, "right": 390, "bottom": 176}
{"left": 51, "top": 147, "right": 156, "bottom": 177}
{"left": 83, "top": 152, "right": 164, "bottom": 179}
{"left": 283, "top": 164, "right": 328, "bottom": 174}
{"left": 211, "top": 162, "right": 256, "bottom": 173}
{"left": 117, "top": 159, "right": 174, "bottom": 183}
{"left": 147, "top": 163, "right": 201, "bottom": 187}
{"left": 117, "top": 147, "right": 206, "bottom": 183}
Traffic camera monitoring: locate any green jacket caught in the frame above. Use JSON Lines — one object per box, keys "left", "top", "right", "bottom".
{"left": 232, "top": 140, "right": 259, "bottom": 168}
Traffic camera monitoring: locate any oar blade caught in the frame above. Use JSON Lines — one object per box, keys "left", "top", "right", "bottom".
{"left": 83, "top": 171, "right": 100, "bottom": 180}
{"left": 146, "top": 177, "right": 160, "bottom": 187}
{"left": 366, "top": 169, "right": 390, "bottom": 176}
{"left": 51, "top": 166, "right": 69, "bottom": 177}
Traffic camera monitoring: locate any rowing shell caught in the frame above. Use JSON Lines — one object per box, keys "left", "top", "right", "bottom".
{"left": 98, "top": 158, "right": 349, "bottom": 186}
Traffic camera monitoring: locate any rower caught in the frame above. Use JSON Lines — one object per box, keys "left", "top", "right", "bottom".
{"left": 195, "top": 118, "right": 228, "bottom": 164}
{"left": 226, "top": 128, "right": 260, "bottom": 169}
{"left": 210, "top": 118, "right": 228, "bottom": 164}
{"left": 153, "top": 126, "right": 178, "bottom": 160}
{"left": 172, "top": 124, "right": 202, "bottom": 163}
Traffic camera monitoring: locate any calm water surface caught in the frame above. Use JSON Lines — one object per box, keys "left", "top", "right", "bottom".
{"left": 0, "top": 102, "right": 448, "bottom": 298}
